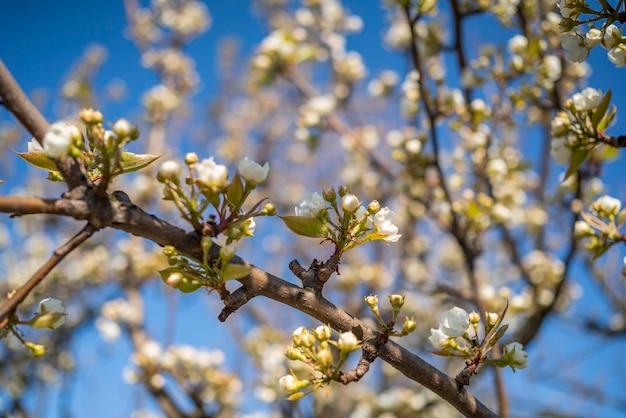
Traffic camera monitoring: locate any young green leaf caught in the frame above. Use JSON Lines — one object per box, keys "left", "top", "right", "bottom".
{"left": 592, "top": 89, "right": 612, "bottom": 130}
{"left": 117, "top": 152, "right": 160, "bottom": 175}
{"left": 564, "top": 148, "right": 592, "bottom": 181}
{"left": 16, "top": 151, "right": 58, "bottom": 171}
{"left": 221, "top": 263, "right": 252, "bottom": 281}
{"left": 280, "top": 215, "right": 329, "bottom": 238}
{"left": 227, "top": 172, "right": 245, "bottom": 206}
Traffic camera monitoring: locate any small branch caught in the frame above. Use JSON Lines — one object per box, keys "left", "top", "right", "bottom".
{"left": 337, "top": 330, "right": 385, "bottom": 385}
{"left": 0, "top": 224, "right": 97, "bottom": 327}
{"left": 0, "top": 59, "right": 91, "bottom": 190}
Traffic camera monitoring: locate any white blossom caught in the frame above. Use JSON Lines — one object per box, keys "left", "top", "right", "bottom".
{"left": 428, "top": 327, "right": 449, "bottom": 349}
{"left": 558, "top": 0, "right": 575, "bottom": 18}
{"left": 593, "top": 195, "right": 622, "bottom": 216}
{"left": 295, "top": 192, "right": 326, "bottom": 217}
{"left": 502, "top": 342, "right": 528, "bottom": 369}
{"left": 439, "top": 306, "right": 469, "bottom": 338}
{"left": 238, "top": 158, "right": 270, "bottom": 184}
{"left": 28, "top": 138, "right": 44, "bottom": 152}
{"left": 571, "top": 87, "right": 602, "bottom": 111}
{"left": 603, "top": 24, "right": 622, "bottom": 49}
{"left": 550, "top": 137, "right": 571, "bottom": 165}
{"left": 584, "top": 28, "right": 602, "bottom": 48}
{"left": 195, "top": 157, "right": 229, "bottom": 188}
{"left": 608, "top": 45, "right": 626, "bottom": 67}
{"left": 560, "top": 34, "right": 590, "bottom": 63}
{"left": 373, "top": 207, "right": 402, "bottom": 242}
{"left": 43, "top": 122, "right": 79, "bottom": 159}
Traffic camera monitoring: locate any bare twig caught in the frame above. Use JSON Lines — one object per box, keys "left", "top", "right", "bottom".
{"left": 0, "top": 224, "right": 97, "bottom": 327}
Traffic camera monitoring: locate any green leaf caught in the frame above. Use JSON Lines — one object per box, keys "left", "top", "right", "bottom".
{"left": 158, "top": 267, "right": 202, "bottom": 293}
{"left": 591, "top": 244, "right": 611, "bottom": 260}
{"left": 117, "top": 152, "right": 160, "bottom": 175}
{"left": 280, "top": 215, "right": 329, "bottom": 238}
{"left": 592, "top": 89, "right": 612, "bottom": 130}
{"left": 563, "top": 148, "right": 592, "bottom": 181}
{"left": 16, "top": 151, "right": 58, "bottom": 171}
{"left": 221, "top": 263, "right": 252, "bottom": 281}
{"left": 227, "top": 172, "right": 245, "bottom": 206}
{"left": 488, "top": 323, "right": 509, "bottom": 348}
{"left": 596, "top": 105, "right": 616, "bottom": 133}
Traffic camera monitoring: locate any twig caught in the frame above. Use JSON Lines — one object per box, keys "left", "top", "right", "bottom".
{"left": 0, "top": 224, "right": 97, "bottom": 327}
{"left": 0, "top": 59, "right": 91, "bottom": 190}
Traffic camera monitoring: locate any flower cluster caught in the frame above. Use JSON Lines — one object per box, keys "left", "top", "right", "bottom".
{"left": 20, "top": 110, "right": 152, "bottom": 187}
{"left": 251, "top": 0, "right": 365, "bottom": 88}
{"left": 280, "top": 325, "right": 361, "bottom": 400}
{"left": 429, "top": 306, "right": 528, "bottom": 377}
{"left": 365, "top": 294, "right": 416, "bottom": 337}
{"left": 157, "top": 155, "right": 273, "bottom": 293}
{"left": 558, "top": 1, "right": 626, "bottom": 67}
{"left": 549, "top": 87, "right": 615, "bottom": 173}
{"left": 281, "top": 186, "right": 401, "bottom": 251}
{"left": 574, "top": 194, "right": 625, "bottom": 259}
{"left": 123, "top": 340, "right": 241, "bottom": 411}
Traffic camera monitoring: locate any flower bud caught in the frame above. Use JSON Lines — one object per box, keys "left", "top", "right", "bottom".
{"left": 285, "top": 346, "right": 307, "bottom": 361}
{"left": 316, "top": 347, "right": 333, "bottom": 368}
{"left": 166, "top": 272, "right": 183, "bottom": 287}
{"left": 112, "top": 118, "right": 135, "bottom": 138}
{"left": 402, "top": 316, "right": 417, "bottom": 334}
{"left": 388, "top": 294, "right": 405, "bottom": 312}
{"left": 25, "top": 341, "right": 47, "bottom": 357}
{"left": 322, "top": 187, "right": 337, "bottom": 202}
{"left": 341, "top": 194, "right": 360, "bottom": 213}
{"left": 261, "top": 202, "right": 277, "bottom": 216}
{"left": 279, "top": 375, "right": 300, "bottom": 393}
{"left": 292, "top": 326, "right": 308, "bottom": 347}
{"left": 337, "top": 331, "right": 360, "bottom": 352}
{"left": 163, "top": 245, "right": 177, "bottom": 256}
{"left": 314, "top": 324, "right": 332, "bottom": 341}
{"left": 367, "top": 200, "right": 381, "bottom": 214}
{"left": 157, "top": 160, "right": 182, "bottom": 182}
{"left": 468, "top": 311, "right": 480, "bottom": 325}
{"left": 338, "top": 185, "right": 350, "bottom": 197}
{"left": 364, "top": 295, "right": 378, "bottom": 308}
{"left": 185, "top": 152, "right": 199, "bottom": 165}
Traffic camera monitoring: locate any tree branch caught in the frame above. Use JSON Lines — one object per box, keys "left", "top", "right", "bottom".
{"left": 0, "top": 224, "right": 97, "bottom": 327}
{"left": 0, "top": 59, "right": 91, "bottom": 190}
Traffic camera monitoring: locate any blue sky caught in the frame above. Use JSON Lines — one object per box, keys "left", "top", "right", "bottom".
{"left": 2, "top": 1, "right": 626, "bottom": 417}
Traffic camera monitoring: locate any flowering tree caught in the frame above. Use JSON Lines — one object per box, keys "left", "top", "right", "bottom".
{"left": 1, "top": 0, "right": 625, "bottom": 417}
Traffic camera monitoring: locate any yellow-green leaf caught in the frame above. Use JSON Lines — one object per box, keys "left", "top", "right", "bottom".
{"left": 221, "top": 263, "right": 252, "bottom": 281}
{"left": 117, "top": 152, "right": 160, "bottom": 175}
{"left": 280, "top": 215, "right": 329, "bottom": 238}
{"left": 592, "top": 89, "right": 612, "bottom": 130}
{"left": 227, "top": 172, "right": 245, "bottom": 206}
{"left": 16, "top": 151, "right": 58, "bottom": 171}
{"left": 564, "top": 148, "right": 592, "bottom": 181}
